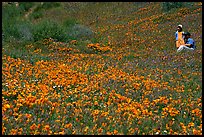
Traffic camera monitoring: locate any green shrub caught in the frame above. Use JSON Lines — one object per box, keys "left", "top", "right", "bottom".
{"left": 162, "top": 2, "right": 195, "bottom": 13}
{"left": 63, "top": 18, "right": 79, "bottom": 28}
{"left": 32, "top": 19, "right": 68, "bottom": 42}
{"left": 3, "top": 18, "right": 33, "bottom": 42}
{"left": 41, "top": 2, "right": 61, "bottom": 9}
{"left": 67, "top": 24, "right": 94, "bottom": 41}
{"left": 2, "top": 3, "right": 35, "bottom": 43}
{"left": 2, "top": 5, "right": 21, "bottom": 41}
{"left": 2, "top": 22, "right": 20, "bottom": 42}
{"left": 19, "top": 2, "right": 36, "bottom": 12}
{"left": 162, "top": 2, "right": 183, "bottom": 12}
{"left": 30, "top": 11, "right": 44, "bottom": 20}
{"left": 2, "top": 3, "right": 22, "bottom": 17}
{"left": 17, "top": 21, "right": 34, "bottom": 41}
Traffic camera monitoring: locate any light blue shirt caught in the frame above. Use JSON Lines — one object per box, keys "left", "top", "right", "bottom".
{"left": 186, "top": 38, "right": 196, "bottom": 49}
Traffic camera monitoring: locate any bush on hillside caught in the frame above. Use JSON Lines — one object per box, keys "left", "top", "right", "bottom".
{"left": 68, "top": 24, "right": 94, "bottom": 40}
{"left": 63, "top": 18, "right": 79, "bottom": 28}
{"left": 41, "top": 2, "right": 61, "bottom": 9}
{"left": 2, "top": 4, "right": 22, "bottom": 41}
{"left": 17, "top": 22, "right": 34, "bottom": 41}
{"left": 19, "top": 2, "right": 36, "bottom": 12}
{"left": 3, "top": 17, "right": 33, "bottom": 42}
{"left": 32, "top": 20, "right": 68, "bottom": 42}
{"left": 162, "top": 2, "right": 183, "bottom": 12}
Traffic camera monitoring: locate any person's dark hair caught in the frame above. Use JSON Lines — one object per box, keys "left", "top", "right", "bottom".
{"left": 183, "top": 32, "right": 191, "bottom": 36}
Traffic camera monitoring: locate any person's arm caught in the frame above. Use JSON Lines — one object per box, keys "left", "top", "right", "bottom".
{"left": 185, "top": 39, "right": 194, "bottom": 47}
{"left": 185, "top": 43, "right": 192, "bottom": 47}
{"left": 175, "top": 32, "right": 178, "bottom": 40}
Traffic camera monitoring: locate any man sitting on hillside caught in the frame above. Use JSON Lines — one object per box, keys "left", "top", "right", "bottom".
{"left": 177, "top": 32, "right": 196, "bottom": 52}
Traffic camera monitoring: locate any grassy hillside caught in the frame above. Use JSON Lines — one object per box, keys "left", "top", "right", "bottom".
{"left": 2, "top": 2, "right": 202, "bottom": 135}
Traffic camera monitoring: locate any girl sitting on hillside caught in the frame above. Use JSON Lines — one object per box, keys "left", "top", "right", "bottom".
{"left": 175, "top": 24, "right": 185, "bottom": 48}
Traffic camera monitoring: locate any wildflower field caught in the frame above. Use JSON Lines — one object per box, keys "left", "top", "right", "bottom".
{"left": 2, "top": 2, "right": 202, "bottom": 135}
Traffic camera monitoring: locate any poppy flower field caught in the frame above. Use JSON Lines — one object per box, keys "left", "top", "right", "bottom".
{"left": 2, "top": 2, "right": 202, "bottom": 135}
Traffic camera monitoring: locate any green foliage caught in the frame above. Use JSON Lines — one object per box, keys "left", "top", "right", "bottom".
{"left": 32, "top": 2, "right": 61, "bottom": 16}
{"left": 32, "top": 19, "right": 68, "bottom": 42}
{"left": 2, "top": 3, "right": 22, "bottom": 17}
{"left": 30, "top": 11, "right": 44, "bottom": 20}
{"left": 19, "top": 2, "right": 36, "bottom": 12}
{"left": 2, "top": 5, "right": 22, "bottom": 41}
{"left": 68, "top": 24, "right": 94, "bottom": 41}
{"left": 162, "top": 2, "right": 183, "bottom": 12}
{"left": 3, "top": 17, "right": 33, "bottom": 42}
{"left": 161, "top": 2, "right": 195, "bottom": 13}
{"left": 18, "top": 21, "right": 34, "bottom": 41}
{"left": 63, "top": 18, "right": 79, "bottom": 28}
{"left": 41, "top": 2, "right": 61, "bottom": 9}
